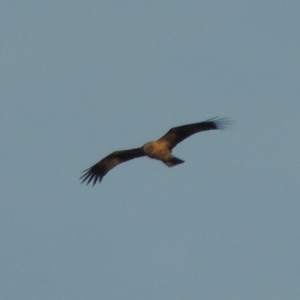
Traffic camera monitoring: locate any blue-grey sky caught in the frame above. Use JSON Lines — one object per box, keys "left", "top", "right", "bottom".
{"left": 1, "top": 2, "right": 300, "bottom": 299}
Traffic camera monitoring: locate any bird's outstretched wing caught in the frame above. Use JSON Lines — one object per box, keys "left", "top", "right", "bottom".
{"left": 157, "top": 117, "right": 231, "bottom": 149}
{"left": 80, "top": 147, "right": 145, "bottom": 185}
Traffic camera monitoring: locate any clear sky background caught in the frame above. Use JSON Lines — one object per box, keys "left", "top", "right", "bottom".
{"left": 1, "top": 2, "right": 300, "bottom": 299}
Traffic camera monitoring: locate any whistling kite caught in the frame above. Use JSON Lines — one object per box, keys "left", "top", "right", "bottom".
{"left": 81, "top": 117, "right": 230, "bottom": 185}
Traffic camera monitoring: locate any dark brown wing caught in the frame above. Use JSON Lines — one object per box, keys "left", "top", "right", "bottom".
{"left": 80, "top": 147, "right": 145, "bottom": 185}
{"left": 157, "top": 117, "right": 231, "bottom": 149}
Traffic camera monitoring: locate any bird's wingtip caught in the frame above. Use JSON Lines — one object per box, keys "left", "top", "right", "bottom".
{"left": 79, "top": 167, "right": 103, "bottom": 186}
{"left": 208, "top": 116, "right": 232, "bottom": 130}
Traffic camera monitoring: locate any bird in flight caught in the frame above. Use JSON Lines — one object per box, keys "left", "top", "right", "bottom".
{"left": 80, "top": 117, "right": 231, "bottom": 185}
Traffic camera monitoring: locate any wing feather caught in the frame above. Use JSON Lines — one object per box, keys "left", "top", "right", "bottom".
{"left": 158, "top": 117, "right": 231, "bottom": 149}
{"left": 80, "top": 147, "right": 145, "bottom": 185}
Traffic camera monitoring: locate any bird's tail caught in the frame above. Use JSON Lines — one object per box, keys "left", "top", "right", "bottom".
{"left": 164, "top": 156, "right": 184, "bottom": 167}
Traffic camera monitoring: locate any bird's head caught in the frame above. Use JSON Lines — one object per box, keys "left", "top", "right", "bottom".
{"left": 142, "top": 141, "right": 156, "bottom": 153}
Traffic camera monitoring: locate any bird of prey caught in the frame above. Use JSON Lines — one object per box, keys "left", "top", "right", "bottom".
{"left": 80, "top": 117, "right": 230, "bottom": 185}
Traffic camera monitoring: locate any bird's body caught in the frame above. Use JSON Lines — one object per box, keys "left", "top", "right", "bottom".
{"left": 80, "top": 117, "right": 230, "bottom": 185}
{"left": 142, "top": 141, "right": 184, "bottom": 167}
